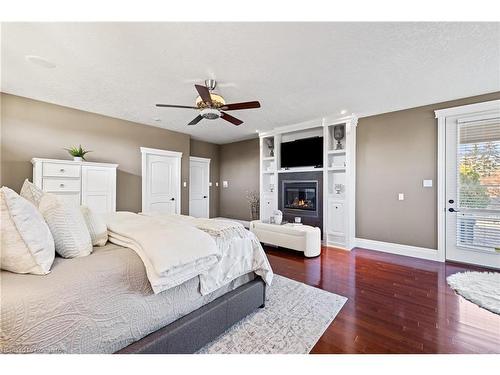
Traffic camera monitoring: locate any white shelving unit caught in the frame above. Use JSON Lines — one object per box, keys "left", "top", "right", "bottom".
{"left": 323, "top": 119, "right": 355, "bottom": 249}
{"left": 259, "top": 115, "right": 357, "bottom": 250}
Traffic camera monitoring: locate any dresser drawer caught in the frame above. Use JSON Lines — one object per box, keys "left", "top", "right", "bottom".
{"left": 43, "top": 177, "right": 81, "bottom": 192}
{"left": 51, "top": 192, "right": 81, "bottom": 207}
{"left": 42, "top": 162, "right": 81, "bottom": 178}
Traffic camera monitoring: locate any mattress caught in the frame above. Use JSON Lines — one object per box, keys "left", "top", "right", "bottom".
{"left": 0, "top": 243, "right": 255, "bottom": 354}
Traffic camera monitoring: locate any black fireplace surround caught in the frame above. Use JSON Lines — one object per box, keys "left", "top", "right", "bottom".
{"left": 278, "top": 171, "right": 323, "bottom": 234}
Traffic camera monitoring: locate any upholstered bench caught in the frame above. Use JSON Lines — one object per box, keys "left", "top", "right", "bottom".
{"left": 249, "top": 220, "right": 321, "bottom": 257}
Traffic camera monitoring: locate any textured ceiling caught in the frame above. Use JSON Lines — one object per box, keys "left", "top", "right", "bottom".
{"left": 2, "top": 22, "right": 499, "bottom": 144}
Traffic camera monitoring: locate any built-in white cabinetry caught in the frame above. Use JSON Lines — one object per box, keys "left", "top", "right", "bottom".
{"left": 32, "top": 158, "right": 118, "bottom": 213}
{"left": 323, "top": 118, "right": 357, "bottom": 249}
{"left": 259, "top": 115, "right": 357, "bottom": 250}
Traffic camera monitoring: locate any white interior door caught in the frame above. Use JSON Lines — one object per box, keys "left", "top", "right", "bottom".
{"left": 141, "top": 148, "right": 182, "bottom": 215}
{"left": 445, "top": 114, "right": 500, "bottom": 268}
{"left": 189, "top": 157, "right": 210, "bottom": 218}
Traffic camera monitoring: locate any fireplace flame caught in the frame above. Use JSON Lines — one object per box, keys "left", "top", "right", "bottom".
{"left": 290, "top": 198, "right": 312, "bottom": 208}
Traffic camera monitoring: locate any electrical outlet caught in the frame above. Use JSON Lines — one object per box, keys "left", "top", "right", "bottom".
{"left": 215, "top": 182, "right": 219, "bottom": 187}
{"left": 209, "top": 182, "right": 213, "bottom": 187}
{"left": 398, "top": 193, "right": 404, "bottom": 201}
{"left": 183, "top": 181, "right": 187, "bottom": 188}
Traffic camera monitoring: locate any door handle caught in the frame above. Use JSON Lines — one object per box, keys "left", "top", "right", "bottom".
{"left": 170, "top": 198, "right": 175, "bottom": 201}
{"left": 448, "top": 207, "right": 460, "bottom": 213}
{"left": 203, "top": 196, "right": 207, "bottom": 198}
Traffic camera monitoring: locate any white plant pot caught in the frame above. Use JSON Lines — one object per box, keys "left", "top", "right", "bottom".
{"left": 73, "top": 157, "right": 83, "bottom": 162}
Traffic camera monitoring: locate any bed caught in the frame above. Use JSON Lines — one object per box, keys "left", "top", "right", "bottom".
{"left": 0, "top": 242, "right": 267, "bottom": 354}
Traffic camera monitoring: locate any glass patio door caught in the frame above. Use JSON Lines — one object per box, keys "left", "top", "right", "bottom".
{"left": 445, "top": 115, "right": 500, "bottom": 268}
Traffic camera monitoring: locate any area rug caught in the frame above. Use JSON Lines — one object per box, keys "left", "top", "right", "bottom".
{"left": 198, "top": 274, "right": 347, "bottom": 354}
{"left": 447, "top": 271, "right": 500, "bottom": 314}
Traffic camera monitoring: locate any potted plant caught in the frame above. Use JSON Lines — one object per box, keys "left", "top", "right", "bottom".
{"left": 64, "top": 145, "right": 92, "bottom": 161}
{"left": 246, "top": 191, "right": 260, "bottom": 221}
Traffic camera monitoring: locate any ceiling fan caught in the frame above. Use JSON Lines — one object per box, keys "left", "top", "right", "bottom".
{"left": 156, "top": 79, "right": 261, "bottom": 126}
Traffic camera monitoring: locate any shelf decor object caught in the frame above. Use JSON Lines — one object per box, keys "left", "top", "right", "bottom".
{"left": 333, "top": 125, "right": 345, "bottom": 150}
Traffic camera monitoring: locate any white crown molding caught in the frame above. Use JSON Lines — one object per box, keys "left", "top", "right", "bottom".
{"left": 259, "top": 114, "right": 358, "bottom": 138}
{"left": 189, "top": 156, "right": 211, "bottom": 164}
{"left": 434, "top": 99, "right": 500, "bottom": 118}
{"left": 140, "top": 147, "right": 182, "bottom": 158}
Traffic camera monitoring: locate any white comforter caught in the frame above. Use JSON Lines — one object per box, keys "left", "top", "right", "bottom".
{"left": 104, "top": 212, "right": 221, "bottom": 293}
{"left": 142, "top": 213, "right": 274, "bottom": 294}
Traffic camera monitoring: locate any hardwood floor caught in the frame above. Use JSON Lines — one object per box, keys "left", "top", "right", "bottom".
{"left": 264, "top": 245, "right": 500, "bottom": 354}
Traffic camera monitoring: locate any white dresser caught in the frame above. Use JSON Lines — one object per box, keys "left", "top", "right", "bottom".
{"left": 32, "top": 158, "right": 118, "bottom": 213}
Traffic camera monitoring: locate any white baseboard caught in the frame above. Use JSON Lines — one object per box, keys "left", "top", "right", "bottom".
{"left": 354, "top": 238, "right": 442, "bottom": 262}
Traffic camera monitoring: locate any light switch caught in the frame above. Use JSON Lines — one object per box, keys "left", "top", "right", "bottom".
{"left": 183, "top": 181, "right": 187, "bottom": 187}
{"left": 209, "top": 182, "right": 213, "bottom": 187}
{"left": 223, "top": 181, "right": 228, "bottom": 188}
{"left": 398, "top": 193, "right": 404, "bottom": 201}
{"left": 423, "top": 179, "right": 433, "bottom": 187}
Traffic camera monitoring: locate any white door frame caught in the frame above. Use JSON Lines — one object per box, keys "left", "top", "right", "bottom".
{"left": 189, "top": 156, "right": 210, "bottom": 218}
{"left": 435, "top": 99, "right": 500, "bottom": 264}
{"left": 140, "top": 147, "right": 182, "bottom": 214}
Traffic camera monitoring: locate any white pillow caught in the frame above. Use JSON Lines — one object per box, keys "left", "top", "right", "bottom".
{"left": 0, "top": 187, "right": 55, "bottom": 275}
{"left": 20, "top": 179, "right": 44, "bottom": 208}
{"left": 80, "top": 205, "right": 108, "bottom": 246}
{"left": 38, "top": 193, "right": 92, "bottom": 258}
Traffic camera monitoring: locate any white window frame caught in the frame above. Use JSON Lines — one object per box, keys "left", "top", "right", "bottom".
{"left": 434, "top": 99, "right": 500, "bottom": 263}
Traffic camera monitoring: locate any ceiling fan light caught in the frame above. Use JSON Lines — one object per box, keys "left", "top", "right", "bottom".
{"left": 200, "top": 108, "right": 221, "bottom": 120}
{"left": 196, "top": 93, "right": 226, "bottom": 108}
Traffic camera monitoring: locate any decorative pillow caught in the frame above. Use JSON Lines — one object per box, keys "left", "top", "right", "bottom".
{"left": 80, "top": 205, "right": 108, "bottom": 246}
{"left": 20, "top": 179, "right": 44, "bottom": 208}
{"left": 0, "top": 187, "right": 55, "bottom": 275}
{"left": 38, "top": 193, "right": 92, "bottom": 258}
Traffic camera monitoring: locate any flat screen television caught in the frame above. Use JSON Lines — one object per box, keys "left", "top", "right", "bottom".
{"left": 280, "top": 136, "right": 323, "bottom": 168}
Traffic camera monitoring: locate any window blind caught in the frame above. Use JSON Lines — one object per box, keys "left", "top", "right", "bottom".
{"left": 457, "top": 118, "right": 500, "bottom": 252}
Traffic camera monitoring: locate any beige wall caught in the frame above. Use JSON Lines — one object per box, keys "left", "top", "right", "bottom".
{"left": 356, "top": 91, "right": 500, "bottom": 249}
{"left": 189, "top": 139, "right": 220, "bottom": 218}
{"left": 5, "top": 91, "right": 500, "bottom": 248}
{"left": 0, "top": 93, "right": 193, "bottom": 214}
{"left": 219, "top": 138, "right": 259, "bottom": 221}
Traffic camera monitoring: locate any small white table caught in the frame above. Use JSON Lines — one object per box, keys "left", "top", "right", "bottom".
{"left": 250, "top": 220, "right": 321, "bottom": 257}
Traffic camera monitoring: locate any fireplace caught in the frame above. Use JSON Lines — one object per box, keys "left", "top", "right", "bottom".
{"left": 283, "top": 181, "right": 318, "bottom": 213}
{"left": 278, "top": 171, "right": 323, "bottom": 233}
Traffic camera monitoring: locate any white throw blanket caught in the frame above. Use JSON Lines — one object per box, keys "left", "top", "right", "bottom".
{"left": 140, "top": 213, "right": 274, "bottom": 294}
{"left": 104, "top": 212, "right": 220, "bottom": 294}
{"left": 191, "top": 218, "right": 248, "bottom": 238}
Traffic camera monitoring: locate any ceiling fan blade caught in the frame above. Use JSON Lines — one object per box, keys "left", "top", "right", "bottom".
{"left": 195, "top": 84, "right": 213, "bottom": 106}
{"left": 220, "top": 101, "right": 261, "bottom": 111}
{"left": 188, "top": 115, "right": 204, "bottom": 126}
{"left": 156, "top": 104, "right": 198, "bottom": 109}
{"left": 220, "top": 112, "right": 243, "bottom": 126}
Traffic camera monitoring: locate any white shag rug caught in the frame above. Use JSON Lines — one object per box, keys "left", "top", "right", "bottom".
{"left": 198, "top": 274, "right": 347, "bottom": 354}
{"left": 447, "top": 271, "right": 500, "bottom": 314}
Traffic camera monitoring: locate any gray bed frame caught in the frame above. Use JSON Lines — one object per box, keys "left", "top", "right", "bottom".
{"left": 116, "top": 278, "right": 266, "bottom": 354}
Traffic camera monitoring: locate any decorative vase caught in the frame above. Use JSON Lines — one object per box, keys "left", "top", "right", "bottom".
{"left": 273, "top": 210, "right": 283, "bottom": 225}
{"left": 333, "top": 125, "right": 345, "bottom": 150}
{"left": 250, "top": 203, "right": 260, "bottom": 221}
{"left": 73, "top": 157, "right": 83, "bottom": 162}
